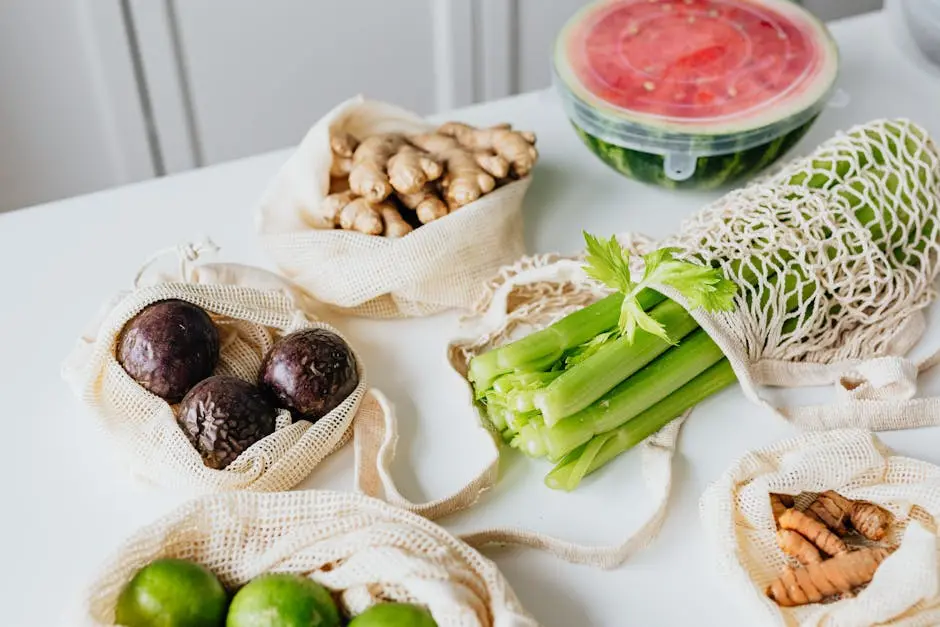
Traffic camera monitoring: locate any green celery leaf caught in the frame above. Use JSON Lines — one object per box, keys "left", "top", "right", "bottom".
{"left": 582, "top": 232, "right": 632, "bottom": 293}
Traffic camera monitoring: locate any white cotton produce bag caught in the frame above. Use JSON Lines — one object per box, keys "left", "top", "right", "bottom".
{"left": 700, "top": 429, "right": 940, "bottom": 626}
{"left": 256, "top": 96, "right": 531, "bottom": 318}
{"left": 61, "top": 242, "right": 367, "bottom": 493}
{"left": 72, "top": 490, "right": 538, "bottom": 627}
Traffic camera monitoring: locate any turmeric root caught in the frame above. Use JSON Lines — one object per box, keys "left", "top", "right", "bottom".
{"left": 409, "top": 134, "right": 495, "bottom": 209}
{"left": 807, "top": 491, "right": 893, "bottom": 541}
{"left": 851, "top": 501, "right": 893, "bottom": 541}
{"left": 766, "top": 547, "right": 891, "bottom": 607}
{"left": 437, "top": 121, "right": 538, "bottom": 177}
{"left": 348, "top": 134, "right": 409, "bottom": 202}
{"left": 779, "top": 508, "right": 848, "bottom": 557}
{"left": 330, "top": 131, "right": 359, "bottom": 177}
{"left": 777, "top": 529, "right": 822, "bottom": 565}
{"left": 386, "top": 145, "right": 443, "bottom": 195}
{"left": 770, "top": 493, "right": 795, "bottom": 522}
{"left": 338, "top": 197, "right": 384, "bottom": 235}
{"left": 397, "top": 186, "right": 448, "bottom": 224}
{"left": 378, "top": 204, "right": 413, "bottom": 238}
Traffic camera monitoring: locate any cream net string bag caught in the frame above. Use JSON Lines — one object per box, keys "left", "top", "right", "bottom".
{"left": 61, "top": 242, "right": 367, "bottom": 493}
{"left": 700, "top": 428, "right": 940, "bottom": 626}
{"left": 256, "top": 95, "right": 530, "bottom": 319}
{"left": 73, "top": 490, "right": 538, "bottom": 627}
{"left": 653, "top": 118, "right": 940, "bottom": 430}
{"left": 410, "top": 119, "right": 940, "bottom": 569}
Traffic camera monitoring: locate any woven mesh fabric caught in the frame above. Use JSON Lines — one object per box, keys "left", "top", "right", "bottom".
{"left": 257, "top": 96, "right": 529, "bottom": 318}
{"left": 700, "top": 429, "right": 940, "bottom": 626}
{"left": 62, "top": 265, "right": 366, "bottom": 493}
{"left": 660, "top": 119, "right": 940, "bottom": 391}
{"left": 75, "top": 491, "right": 538, "bottom": 627}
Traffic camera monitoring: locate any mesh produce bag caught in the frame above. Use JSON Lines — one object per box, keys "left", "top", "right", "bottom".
{"left": 656, "top": 118, "right": 940, "bottom": 429}
{"left": 438, "top": 119, "right": 940, "bottom": 569}
{"left": 700, "top": 428, "right": 940, "bottom": 626}
{"left": 256, "top": 96, "right": 531, "bottom": 318}
{"left": 73, "top": 490, "right": 537, "bottom": 627}
{"left": 61, "top": 242, "right": 367, "bottom": 493}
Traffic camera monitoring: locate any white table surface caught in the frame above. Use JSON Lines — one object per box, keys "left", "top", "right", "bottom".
{"left": 6, "top": 8, "right": 940, "bottom": 627}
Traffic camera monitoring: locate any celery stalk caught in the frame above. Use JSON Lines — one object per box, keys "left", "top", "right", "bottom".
{"left": 467, "top": 289, "right": 665, "bottom": 389}
{"left": 519, "top": 329, "right": 726, "bottom": 460}
{"left": 533, "top": 299, "right": 699, "bottom": 426}
{"left": 545, "top": 359, "right": 737, "bottom": 491}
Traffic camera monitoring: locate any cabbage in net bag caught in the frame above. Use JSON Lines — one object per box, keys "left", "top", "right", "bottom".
{"left": 256, "top": 96, "right": 530, "bottom": 318}
{"left": 73, "top": 490, "right": 538, "bottom": 627}
{"left": 61, "top": 242, "right": 368, "bottom": 493}
{"left": 700, "top": 428, "right": 940, "bottom": 626}
{"left": 654, "top": 118, "right": 940, "bottom": 429}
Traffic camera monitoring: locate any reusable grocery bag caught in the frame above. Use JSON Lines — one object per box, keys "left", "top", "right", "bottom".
{"left": 700, "top": 429, "right": 940, "bottom": 626}
{"left": 61, "top": 241, "right": 367, "bottom": 493}
{"left": 256, "top": 95, "right": 531, "bottom": 318}
{"left": 653, "top": 118, "right": 940, "bottom": 430}
{"left": 73, "top": 490, "right": 538, "bottom": 627}
{"left": 433, "top": 119, "right": 940, "bottom": 568}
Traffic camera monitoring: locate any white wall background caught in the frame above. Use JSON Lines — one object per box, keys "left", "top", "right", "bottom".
{"left": 0, "top": 0, "right": 885, "bottom": 212}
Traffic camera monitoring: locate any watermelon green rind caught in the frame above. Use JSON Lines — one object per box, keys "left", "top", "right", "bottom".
{"left": 573, "top": 115, "right": 817, "bottom": 190}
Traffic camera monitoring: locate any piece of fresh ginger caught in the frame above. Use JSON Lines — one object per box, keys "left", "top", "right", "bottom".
{"left": 437, "top": 121, "right": 538, "bottom": 177}
{"left": 338, "top": 197, "right": 384, "bottom": 235}
{"left": 779, "top": 508, "right": 848, "bottom": 557}
{"left": 348, "top": 134, "right": 444, "bottom": 202}
{"left": 409, "top": 134, "right": 496, "bottom": 209}
{"left": 766, "top": 547, "right": 891, "bottom": 607}
{"left": 386, "top": 145, "right": 443, "bottom": 195}
{"left": 777, "top": 529, "right": 822, "bottom": 565}
{"left": 348, "top": 134, "right": 409, "bottom": 202}
{"left": 330, "top": 131, "right": 359, "bottom": 178}
{"left": 378, "top": 204, "right": 413, "bottom": 238}
{"left": 808, "top": 491, "right": 893, "bottom": 541}
{"left": 397, "top": 185, "right": 448, "bottom": 224}
{"left": 309, "top": 191, "right": 355, "bottom": 229}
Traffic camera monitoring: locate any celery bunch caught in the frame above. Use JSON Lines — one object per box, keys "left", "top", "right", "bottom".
{"left": 469, "top": 233, "right": 737, "bottom": 490}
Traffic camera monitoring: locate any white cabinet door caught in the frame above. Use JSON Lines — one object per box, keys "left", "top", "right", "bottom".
{"left": 134, "top": 0, "right": 465, "bottom": 168}
{"left": 0, "top": 1, "right": 153, "bottom": 212}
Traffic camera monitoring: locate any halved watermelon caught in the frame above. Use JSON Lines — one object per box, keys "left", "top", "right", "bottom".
{"left": 554, "top": 0, "right": 839, "bottom": 189}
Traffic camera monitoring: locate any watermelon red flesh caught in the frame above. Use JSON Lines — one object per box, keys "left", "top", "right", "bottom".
{"left": 569, "top": 0, "right": 820, "bottom": 121}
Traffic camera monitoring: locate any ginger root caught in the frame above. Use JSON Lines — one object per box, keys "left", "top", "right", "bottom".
{"left": 766, "top": 547, "right": 891, "bottom": 607}
{"left": 438, "top": 121, "right": 538, "bottom": 177}
{"left": 779, "top": 508, "right": 848, "bottom": 557}
{"left": 409, "top": 133, "right": 495, "bottom": 210}
{"left": 338, "top": 197, "right": 384, "bottom": 235}
{"left": 378, "top": 204, "right": 413, "bottom": 238}
{"left": 330, "top": 131, "right": 359, "bottom": 178}
{"left": 808, "top": 491, "right": 893, "bottom": 541}
{"left": 309, "top": 191, "right": 355, "bottom": 229}
{"left": 777, "top": 529, "right": 822, "bottom": 565}
{"left": 386, "top": 145, "right": 443, "bottom": 195}
{"left": 316, "top": 122, "right": 538, "bottom": 237}
{"left": 397, "top": 185, "right": 448, "bottom": 224}
{"left": 348, "top": 134, "right": 409, "bottom": 202}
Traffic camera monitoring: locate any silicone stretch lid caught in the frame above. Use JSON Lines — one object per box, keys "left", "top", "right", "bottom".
{"left": 554, "top": 0, "right": 839, "bottom": 164}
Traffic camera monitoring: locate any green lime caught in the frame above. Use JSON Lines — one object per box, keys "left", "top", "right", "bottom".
{"left": 226, "top": 573, "right": 340, "bottom": 627}
{"left": 348, "top": 603, "right": 437, "bottom": 627}
{"left": 115, "top": 558, "right": 228, "bottom": 627}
